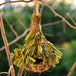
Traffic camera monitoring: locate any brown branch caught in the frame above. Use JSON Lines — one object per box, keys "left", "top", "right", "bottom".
{"left": 10, "top": 24, "right": 18, "bottom": 37}
{"left": 0, "top": 28, "right": 30, "bottom": 51}
{"left": 0, "top": 16, "right": 15, "bottom": 76}
{"left": 40, "top": 5, "right": 45, "bottom": 14}
{"left": 17, "top": 68, "right": 24, "bottom": 76}
{"left": 10, "top": 13, "right": 26, "bottom": 26}
{"left": 66, "top": 13, "right": 76, "bottom": 26}
{"left": 40, "top": 0, "right": 76, "bottom": 29}
{"left": 17, "top": 18, "right": 26, "bottom": 30}
{"left": 0, "top": 0, "right": 34, "bottom": 6}
{"left": 12, "top": 21, "right": 18, "bottom": 26}
{"left": 8, "top": 65, "right": 13, "bottom": 76}
{"left": 42, "top": 20, "right": 62, "bottom": 27}
{"left": 15, "top": 13, "right": 27, "bottom": 30}
{"left": 67, "top": 61, "right": 76, "bottom": 76}
{"left": 3, "top": 16, "right": 18, "bottom": 37}
{"left": 0, "top": 72, "right": 8, "bottom": 75}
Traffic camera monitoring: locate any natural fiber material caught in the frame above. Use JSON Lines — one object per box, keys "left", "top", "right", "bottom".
{"left": 11, "top": 13, "right": 62, "bottom": 73}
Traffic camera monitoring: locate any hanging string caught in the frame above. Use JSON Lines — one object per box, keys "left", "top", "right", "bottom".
{"left": 30, "top": 0, "right": 41, "bottom": 31}
{"left": 34, "top": 0, "right": 39, "bottom": 15}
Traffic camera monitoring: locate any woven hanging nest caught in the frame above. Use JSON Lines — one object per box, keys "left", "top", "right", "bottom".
{"left": 11, "top": 12, "right": 62, "bottom": 73}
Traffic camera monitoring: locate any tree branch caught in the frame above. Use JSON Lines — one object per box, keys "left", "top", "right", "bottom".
{"left": 67, "top": 61, "right": 76, "bottom": 76}
{"left": 0, "top": 16, "right": 15, "bottom": 76}
{"left": 0, "top": 72, "right": 8, "bottom": 75}
{"left": 8, "top": 65, "right": 13, "bottom": 76}
{"left": 42, "top": 20, "right": 62, "bottom": 27}
{"left": 40, "top": 5, "right": 45, "bottom": 14}
{"left": 66, "top": 13, "right": 76, "bottom": 26}
{"left": 17, "top": 68, "right": 24, "bottom": 76}
{"left": 0, "top": 28, "right": 29, "bottom": 51}
{"left": 0, "top": 0, "right": 34, "bottom": 6}
{"left": 3, "top": 16, "right": 18, "bottom": 37}
{"left": 17, "top": 18, "right": 26, "bottom": 30}
{"left": 40, "top": 0, "right": 76, "bottom": 29}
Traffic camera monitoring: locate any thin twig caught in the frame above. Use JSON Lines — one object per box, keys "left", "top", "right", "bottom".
{"left": 66, "top": 13, "right": 76, "bottom": 26}
{"left": 40, "top": 0, "right": 76, "bottom": 29}
{"left": 17, "top": 19, "right": 26, "bottom": 30}
{"left": 11, "top": 13, "right": 26, "bottom": 26}
{"left": 17, "top": 68, "right": 24, "bottom": 76}
{"left": 0, "top": 0, "right": 34, "bottom": 6}
{"left": 8, "top": 65, "right": 13, "bottom": 76}
{"left": 3, "top": 16, "right": 18, "bottom": 37}
{"left": 12, "top": 21, "right": 18, "bottom": 26}
{"left": 40, "top": 5, "right": 45, "bottom": 14}
{"left": 10, "top": 25, "right": 18, "bottom": 37}
{"left": 68, "top": 8, "right": 76, "bottom": 14}
{"left": 42, "top": 20, "right": 62, "bottom": 27}
{"left": 67, "top": 61, "right": 76, "bottom": 76}
{"left": 0, "top": 28, "right": 30, "bottom": 51}
{"left": 0, "top": 72, "right": 8, "bottom": 75}
{"left": 0, "top": 16, "right": 15, "bottom": 76}
{"left": 15, "top": 13, "right": 26, "bottom": 30}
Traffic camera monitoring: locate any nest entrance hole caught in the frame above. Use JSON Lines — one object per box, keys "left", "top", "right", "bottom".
{"left": 34, "top": 58, "right": 43, "bottom": 64}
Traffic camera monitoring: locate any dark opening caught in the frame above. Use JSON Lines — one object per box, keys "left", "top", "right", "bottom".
{"left": 34, "top": 58, "right": 43, "bottom": 64}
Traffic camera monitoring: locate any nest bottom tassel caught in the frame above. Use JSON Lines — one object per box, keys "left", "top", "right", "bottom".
{"left": 11, "top": 14, "right": 62, "bottom": 73}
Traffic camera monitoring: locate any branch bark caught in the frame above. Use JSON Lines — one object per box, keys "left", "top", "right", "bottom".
{"left": 0, "top": 72, "right": 8, "bottom": 75}
{"left": 42, "top": 20, "right": 62, "bottom": 27}
{"left": 17, "top": 68, "right": 24, "bottom": 76}
{"left": 0, "top": 16, "right": 15, "bottom": 76}
{"left": 0, "top": 0, "right": 34, "bottom": 6}
{"left": 67, "top": 61, "right": 76, "bottom": 76}
{"left": 66, "top": 13, "right": 76, "bottom": 26}
{"left": 3, "top": 16, "right": 18, "bottom": 37}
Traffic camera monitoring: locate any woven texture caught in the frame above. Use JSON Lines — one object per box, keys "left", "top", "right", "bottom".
{"left": 11, "top": 14, "right": 62, "bottom": 72}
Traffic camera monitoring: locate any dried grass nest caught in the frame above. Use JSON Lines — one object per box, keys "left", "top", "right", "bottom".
{"left": 24, "top": 57, "right": 51, "bottom": 72}
{"left": 11, "top": 14, "right": 62, "bottom": 73}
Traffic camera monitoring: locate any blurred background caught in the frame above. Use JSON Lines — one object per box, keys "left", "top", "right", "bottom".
{"left": 0, "top": 0, "right": 76, "bottom": 76}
